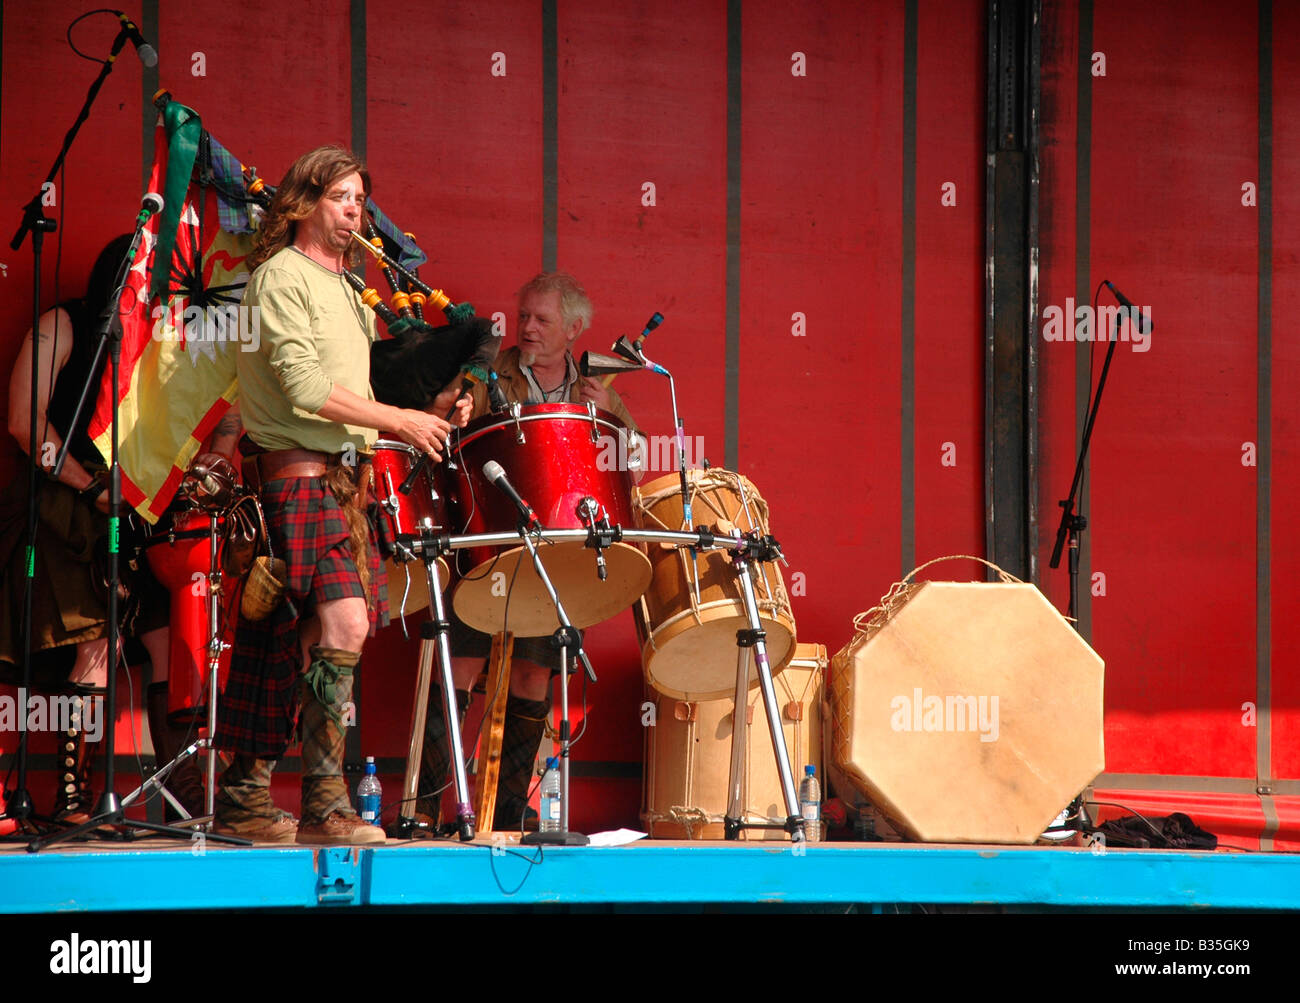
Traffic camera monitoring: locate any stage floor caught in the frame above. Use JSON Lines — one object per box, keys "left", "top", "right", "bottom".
{"left": 3, "top": 833, "right": 1298, "bottom": 913}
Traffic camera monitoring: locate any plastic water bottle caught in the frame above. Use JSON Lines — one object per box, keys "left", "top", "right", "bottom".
{"left": 539, "top": 757, "right": 562, "bottom": 832}
{"left": 357, "top": 756, "right": 382, "bottom": 826}
{"left": 798, "top": 764, "right": 821, "bottom": 843}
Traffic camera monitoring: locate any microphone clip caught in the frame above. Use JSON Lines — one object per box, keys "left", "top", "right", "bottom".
{"left": 577, "top": 497, "right": 618, "bottom": 581}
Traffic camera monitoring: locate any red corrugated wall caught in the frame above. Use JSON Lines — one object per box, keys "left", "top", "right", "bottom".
{"left": 1039, "top": 0, "right": 1297, "bottom": 849}
{"left": 1, "top": 0, "right": 1292, "bottom": 848}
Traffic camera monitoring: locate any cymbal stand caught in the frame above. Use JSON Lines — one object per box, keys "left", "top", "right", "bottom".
{"left": 391, "top": 524, "right": 476, "bottom": 841}
{"left": 722, "top": 531, "right": 804, "bottom": 842}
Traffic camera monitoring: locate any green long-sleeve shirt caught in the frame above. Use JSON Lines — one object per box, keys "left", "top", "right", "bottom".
{"left": 236, "top": 246, "right": 379, "bottom": 454}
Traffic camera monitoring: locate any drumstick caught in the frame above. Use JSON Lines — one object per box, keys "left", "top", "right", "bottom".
{"left": 601, "top": 312, "right": 663, "bottom": 387}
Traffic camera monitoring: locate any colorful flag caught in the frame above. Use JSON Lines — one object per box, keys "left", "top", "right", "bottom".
{"left": 87, "top": 103, "right": 251, "bottom": 522}
{"left": 87, "top": 99, "right": 427, "bottom": 523}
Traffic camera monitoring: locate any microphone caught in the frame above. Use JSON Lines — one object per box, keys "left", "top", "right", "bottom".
{"left": 482, "top": 460, "right": 538, "bottom": 529}
{"left": 135, "top": 192, "right": 163, "bottom": 228}
{"left": 486, "top": 370, "right": 510, "bottom": 412}
{"left": 116, "top": 13, "right": 158, "bottom": 67}
{"left": 1103, "top": 280, "right": 1154, "bottom": 334}
{"left": 638, "top": 312, "right": 664, "bottom": 340}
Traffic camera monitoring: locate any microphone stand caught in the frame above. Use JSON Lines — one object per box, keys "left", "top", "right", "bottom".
{"left": 516, "top": 521, "right": 593, "bottom": 847}
{"left": 0, "top": 209, "right": 59, "bottom": 839}
{"left": 655, "top": 364, "right": 692, "bottom": 527}
{"left": 2, "top": 21, "right": 136, "bottom": 839}
{"left": 29, "top": 224, "right": 248, "bottom": 852}
{"left": 1047, "top": 305, "right": 1132, "bottom": 839}
{"left": 391, "top": 524, "right": 477, "bottom": 842}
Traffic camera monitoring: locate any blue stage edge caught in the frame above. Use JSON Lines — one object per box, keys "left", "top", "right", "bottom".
{"left": 4, "top": 841, "right": 1299, "bottom": 913}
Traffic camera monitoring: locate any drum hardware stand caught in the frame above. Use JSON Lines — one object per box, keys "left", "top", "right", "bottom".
{"left": 721, "top": 532, "right": 805, "bottom": 843}
{"left": 578, "top": 497, "right": 615, "bottom": 582}
{"left": 1047, "top": 297, "right": 1140, "bottom": 839}
{"left": 633, "top": 354, "right": 693, "bottom": 525}
{"left": 391, "top": 523, "right": 477, "bottom": 842}
{"left": 514, "top": 522, "right": 593, "bottom": 847}
{"left": 29, "top": 229, "right": 249, "bottom": 852}
{"left": 120, "top": 510, "right": 232, "bottom": 830}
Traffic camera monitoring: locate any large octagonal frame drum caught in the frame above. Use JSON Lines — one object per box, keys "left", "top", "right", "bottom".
{"left": 448, "top": 404, "right": 651, "bottom": 635}
{"left": 633, "top": 468, "right": 795, "bottom": 700}
{"left": 830, "top": 579, "right": 1105, "bottom": 843}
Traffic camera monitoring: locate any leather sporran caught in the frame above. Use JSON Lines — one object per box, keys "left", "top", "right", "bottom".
{"left": 240, "top": 554, "right": 287, "bottom": 622}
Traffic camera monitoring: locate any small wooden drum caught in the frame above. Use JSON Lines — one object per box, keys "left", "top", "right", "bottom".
{"left": 633, "top": 468, "right": 796, "bottom": 700}
{"left": 642, "top": 643, "right": 826, "bottom": 839}
{"left": 372, "top": 439, "right": 452, "bottom": 615}
{"left": 448, "top": 404, "right": 652, "bottom": 635}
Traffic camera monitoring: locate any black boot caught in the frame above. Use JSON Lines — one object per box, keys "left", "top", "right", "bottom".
{"left": 51, "top": 685, "right": 104, "bottom": 824}
{"left": 145, "top": 683, "right": 206, "bottom": 820}
{"left": 494, "top": 695, "right": 549, "bottom": 831}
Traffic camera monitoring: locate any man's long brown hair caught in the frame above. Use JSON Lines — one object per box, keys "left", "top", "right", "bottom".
{"left": 248, "top": 145, "right": 371, "bottom": 271}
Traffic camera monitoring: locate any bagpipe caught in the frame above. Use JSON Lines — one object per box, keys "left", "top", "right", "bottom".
{"left": 237, "top": 161, "right": 500, "bottom": 413}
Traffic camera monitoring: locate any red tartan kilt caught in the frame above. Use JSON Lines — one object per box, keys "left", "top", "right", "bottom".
{"left": 216, "top": 475, "right": 387, "bottom": 757}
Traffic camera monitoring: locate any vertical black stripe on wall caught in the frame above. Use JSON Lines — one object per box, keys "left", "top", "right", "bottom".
{"left": 900, "top": 0, "right": 917, "bottom": 579}
{"left": 543, "top": 0, "right": 558, "bottom": 272}
{"left": 142, "top": 0, "right": 159, "bottom": 191}
{"left": 0, "top": 1, "right": 4, "bottom": 175}
{"left": 347, "top": 0, "right": 366, "bottom": 772}
{"left": 350, "top": 0, "right": 366, "bottom": 160}
{"left": 1074, "top": 0, "right": 1093, "bottom": 641}
{"left": 985, "top": 1, "right": 1032, "bottom": 581}
{"left": 1026, "top": 0, "right": 1042, "bottom": 584}
{"left": 1257, "top": 0, "right": 1275, "bottom": 849}
{"left": 724, "top": 0, "right": 742, "bottom": 471}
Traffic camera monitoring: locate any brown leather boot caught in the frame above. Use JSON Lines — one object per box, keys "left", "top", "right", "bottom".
{"left": 297, "top": 646, "right": 382, "bottom": 845}
{"left": 213, "top": 755, "right": 297, "bottom": 842}
{"left": 145, "top": 682, "right": 206, "bottom": 820}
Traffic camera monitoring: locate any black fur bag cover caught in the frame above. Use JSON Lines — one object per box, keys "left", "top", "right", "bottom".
{"left": 370, "top": 316, "right": 500, "bottom": 410}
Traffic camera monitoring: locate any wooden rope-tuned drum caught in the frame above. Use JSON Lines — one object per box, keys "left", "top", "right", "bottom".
{"left": 830, "top": 580, "right": 1105, "bottom": 844}
{"left": 371, "top": 438, "right": 453, "bottom": 616}
{"left": 448, "top": 404, "right": 652, "bottom": 635}
{"left": 642, "top": 642, "right": 826, "bottom": 839}
{"left": 632, "top": 469, "right": 795, "bottom": 700}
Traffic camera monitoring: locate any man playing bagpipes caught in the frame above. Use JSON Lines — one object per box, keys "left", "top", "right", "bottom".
{"left": 212, "top": 146, "right": 472, "bottom": 844}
